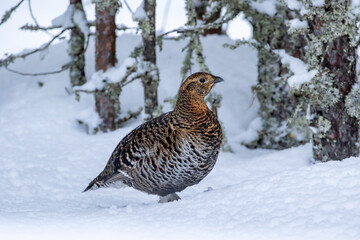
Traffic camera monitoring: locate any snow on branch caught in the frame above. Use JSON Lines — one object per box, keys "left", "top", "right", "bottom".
{"left": 287, "top": 19, "right": 308, "bottom": 31}
{"left": 250, "top": 0, "right": 277, "bottom": 17}
{"left": 275, "top": 49, "right": 317, "bottom": 87}
{"left": 74, "top": 57, "right": 140, "bottom": 92}
{"left": 311, "top": 0, "right": 325, "bottom": 7}
{"left": 132, "top": 1, "right": 146, "bottom": 22}
{"left": 52, "top": 4, "right": 89, "bottom": 42}
{"left": 52, "top": 5, "right": 75, "bottom": 28}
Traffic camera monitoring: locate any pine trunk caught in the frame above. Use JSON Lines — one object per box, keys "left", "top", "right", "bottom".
{"left": 94, "top": 1, "right": 119, "bottom": 131}
{"left": 69, "top": 0, "right": 86, "bottom": 87}
{"left": 245, "top": 5, "right": 310, "bottom": 149}
{"left": 309, "top": 12, "right": 359, "bottom": 161}
{"left": 141, "top": 0, "right": 159, "bottom": 119}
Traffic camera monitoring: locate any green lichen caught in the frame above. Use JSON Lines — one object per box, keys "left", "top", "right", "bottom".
{"left": 294, "top": 72, "right": 340, "bottom": 108}
{"left": 69, "top": 19, "right": 86, "bottom": 87}
{"left": 241, "top": 2, "right": 311, "bottom": 150}
{"left": 0, "top": 0, "right": 25, "bottom": 26}
{"left": 292, "top": 0, "right": 359, "bottom": 161}
{"left": 103, "top": 82, "right": 122, "bottom": 125}
{"left": 181, "top": 0, "right": 210, "bottom": 79}
{"left": 346, "top": 83, "right": 360, "bottom": 120}
{"left": 93, "top": 0, "right": 121, "bottom": 15}
{"left": 312, "top": 116, "right": 331, "bottom": 138}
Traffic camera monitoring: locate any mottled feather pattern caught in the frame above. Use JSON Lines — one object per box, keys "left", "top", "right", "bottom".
{"left": 84, "top": 72, "right": 223, "bottom": 202}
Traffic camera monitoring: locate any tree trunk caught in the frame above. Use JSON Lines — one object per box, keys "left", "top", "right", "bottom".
{"left": 94, "top": 0, "right": 119, "bottom": 131}
{"left": 309, "top": 9, "right": 359, "bottom": 161}
{"left": 140, "top": 0, "right": 159, "bottom": 119}
{"left": 194, "top": 0, "right": 222, "bottom": 35}
{"left": 244, "top": 4, "right": 310, "bottom": 149}
{"left": 69, "top": 0, "right": 86, "bottom": 87}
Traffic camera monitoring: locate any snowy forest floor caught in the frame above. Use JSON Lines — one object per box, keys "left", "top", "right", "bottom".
{"left": 1, "top": 34, "right": 360, "bottom": 240}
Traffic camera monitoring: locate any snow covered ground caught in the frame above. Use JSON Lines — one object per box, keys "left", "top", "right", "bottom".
{"left": 1, "top": 34, "right": 360, "bottom": 240}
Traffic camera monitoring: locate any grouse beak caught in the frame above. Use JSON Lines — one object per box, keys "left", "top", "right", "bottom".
{"left": 213, "top": 76, "right": 224, "bottom": 84}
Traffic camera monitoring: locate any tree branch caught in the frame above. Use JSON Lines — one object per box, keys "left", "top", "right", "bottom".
{"left": 0, "top": 0, "right": 26, "bottom": 26}
{"left": 0, "top": 27, "right": 69, "bottom": 67}
{"left": 27, "top": 0, "right": 55, "bottom": 36}
{"left": 20, "top": 23, "right": 62, "bottom": 31}
{"left": 123, "top": 0, "right": 134, "bottom": 15}
{"left": 158, "top": 8, "right": 236, "bottom": 39}
{"left": 5, "top": 63, "right": 70, "bottom": 76}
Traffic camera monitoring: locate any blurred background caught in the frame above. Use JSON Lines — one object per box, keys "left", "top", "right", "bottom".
{"left": 0, "top": 0, "right": 252, "bottom": 57}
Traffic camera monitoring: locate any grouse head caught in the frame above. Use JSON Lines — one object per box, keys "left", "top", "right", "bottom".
{"left": 179, "top": 72, "right": 224, "bottom": 98}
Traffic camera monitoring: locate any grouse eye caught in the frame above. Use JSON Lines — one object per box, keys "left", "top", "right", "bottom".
{"left": 199, "top": 78, "right": 206, "bottom": 83}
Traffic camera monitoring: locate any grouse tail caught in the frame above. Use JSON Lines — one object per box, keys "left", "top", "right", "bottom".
{"left": 83, "top": 176, "right": 104, "bottom": 192}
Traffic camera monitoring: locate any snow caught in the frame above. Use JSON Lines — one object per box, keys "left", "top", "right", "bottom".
{"left": 51, "top": 5, "right": 74, "bottom": 28}
{"left": 73, "top": 8, "right": 90, "bottom": 42}
{"left": 287, "top": 19, "right": 308, "bottom": 30}
{"left": 227, "top": 13, "right": 253, "bottom": 40}
{"left": 352, "top": 0, "right": 360, "bottom": 14}
{"left": 74, "top": 57, "right": 137, "bottom": 91}
{"left": 51, "top": 4, "right": 89, "bottom": 42}
{"left": 132, "top": 1, "right": 146, "bottom": 22}
{"left": 1, "top": 34, "right": 360, "bottom": 240}
{"left": 275, "top": 49, "right": 317, "bottom": 87}
{"left": 235, "top": 117, "right": 262, "bottom": 143}
{"left": 311, "top": 0, "right": 325, "bottom": 7}
{"left": 250, "top": 0, "right": 278, "bottom": 17}
{"left": 285, "top": 0, "right": 302, "bottom": 10}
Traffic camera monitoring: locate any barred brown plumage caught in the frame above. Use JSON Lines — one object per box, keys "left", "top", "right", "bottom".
{"left": 84, "top": 72, "right": 223, "bottom": 203}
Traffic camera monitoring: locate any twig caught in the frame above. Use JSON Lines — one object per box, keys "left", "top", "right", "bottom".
{"left": 0, "top": 27, "right": 69, "bottom": 67}
{"left": 158, "top": 17, "right": 229, "bottom": 39}
{"left": 123, "top": 0, "right": 134, "bottom": 15}
{"left": 223, "top": 39, "right": 262, "bottom": 50}
{"left": 86, "top": 20, "right": 138, "bottom": 32}
{"left": 160, "top": 0, "right": 171, "bottom": 32}
{"left": 176, "top": 7, "right": 237, "bottom": 37}
{"left": 20, "top": 23, "right": 62, "bottom": 31}
{"left": 0, "top": 0, "right": 26, "bottom": 26}
{"left": 5, "top": 63, "right": 70, "bottom": 76}
{"left": 116, "top": 25, "right": 138, "bottom": 31}
{"left": 27, "top": 0, "right": 54, "bottom": 36}
{"left": 120, "top": 72, "right": 143, "bottom": 88}
{"left": 28, "top": 0, "right": 39, "bottom": 26}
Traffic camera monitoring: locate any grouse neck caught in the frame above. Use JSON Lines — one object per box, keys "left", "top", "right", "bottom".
{"left": 174, "top": 91, "right": 210, "bottom": 118}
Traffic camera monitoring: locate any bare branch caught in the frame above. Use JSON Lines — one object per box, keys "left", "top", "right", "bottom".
{"left": 116, "top": 24, "right": 138, "bottom": 31}
{"left": 28, "top": 0, "right": 39, "bottom": 26}
{"left": 0, "top": 27, "right": 69, "bottom": 67}
{"left": 86, "top": 20, "right": 138, "bottom": 32}
{"left": 0, "top": 0, "right": 26, "bottom": 26}
{"left": 123, "top": 0, "right": 134, "bottom": 15}
{"left": 223, "top": 39, "right": 262, "bottom": 50}
{"left": 27, "top": 0, "right": 55, "bottom": 36}
{"left": 120, "top": 72, "right": 143, "bottom": 88}
{"left": 20, "top": 23, "right": 62, "bottom": 31}
{"left": 4, "top": 63, "right": 70, "bottom": 76}
{"left": 158, "top": 13, "right": 232, "bottom": 39}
